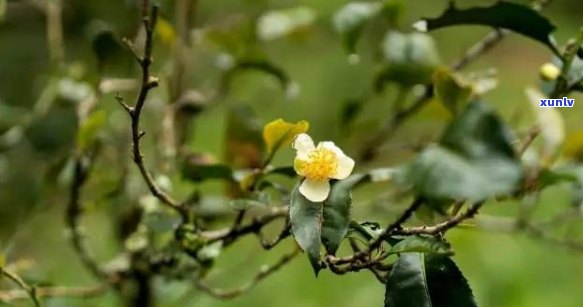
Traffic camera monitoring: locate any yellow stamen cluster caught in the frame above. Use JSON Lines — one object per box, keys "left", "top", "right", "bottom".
{"left": 300, "top": 148, "right": 338, "bottom": 182}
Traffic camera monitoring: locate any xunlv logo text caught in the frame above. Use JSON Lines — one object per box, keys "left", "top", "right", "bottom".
{"left": 539, "top": 97, "right": 575, "bottom": 108}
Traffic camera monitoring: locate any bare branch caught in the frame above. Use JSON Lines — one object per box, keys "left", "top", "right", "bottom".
{"left": 0, "top": 283, "right": 109, "bottom": 304}
{"left": 195, "top": 248, "right": 300, "bottom": 299}
{"left": 0, "top": 266, "right": 41, "bottom": 306}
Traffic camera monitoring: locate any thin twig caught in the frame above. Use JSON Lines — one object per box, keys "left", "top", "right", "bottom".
{"left": 117, "top": 4, "right": 185, "bottom": 218}
{"left": 195, "top": 248, "right": 300, "bottom": 299}
{"left": 0, "top": 283, "right": 109, "bottom": 304}
{"left": 0, "top": 266, "right": 41, "bottom": 306}
{"left": 394, "top": 202, "right": 484, "bottom": 236}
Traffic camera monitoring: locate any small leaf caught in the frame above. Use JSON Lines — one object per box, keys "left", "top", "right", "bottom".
{"left": 333, "top": 2, "right": 382, "bottom": 54}
{"left": 433, "top": 67, "right": 473, "bottom": 115}
{"left": 415, "top": 2, "right": 559, "bottom": 55}
{"left": 348, "top": 221, "right": 383, "bottom": 241}
{"left": 263, "top": 118, "right": 309, "bottom": 154}
{"left": 388, "top": 235, "right": 453, "bottom": 255}
{"left": 181, "top": 153, "right": 234, "bottom": 183}
{"left": 224, "top": 60, "right": 292, "bottom": 93}
{"left": 290, "top": 183, "right": 323, "bottom": 276}
{"left": 385, "top": 253, "right": 478, "bottom": 307}
{"left": 526, "top": 87, "right": 565, "bottom": 161}
{"left": 257, "top": 6, "right": 317, "bottom": 41}
{"left": 376, "top": 30, "right": 440, "bottom": 88}
{"left": 76, "top": 110, "right": 106, "bottom": 152}
{"left": 321, "top": 174, "right": 365, "bottom": 255}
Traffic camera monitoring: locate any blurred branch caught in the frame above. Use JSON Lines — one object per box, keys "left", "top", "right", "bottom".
{"left": 66, "top": 154, "right": 110, "bottom": 280}
{"left": 359, "top": 0, "right": 554, "bottom": 162}
{"left": 551, "top": 27, "right": 583, "bottom": 98}
{"left": 45, "top": 0, "right": 64, "bottom": 66}
{"left": 0, "top": 282, "right": 109, "bottom": 304}
{"left": 0, "top": 266, "right": 40, "bottom": 306}
{"left": 195, "top": 248, "right": 300, "bottom": 299}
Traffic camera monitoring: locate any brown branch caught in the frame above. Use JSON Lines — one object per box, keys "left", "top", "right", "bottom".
{"left": 394, "top": 202, "right": 484, "bottom": 236}
{"left": 201, "top": 206, "right": 288, "bottom": 246}
{"left": 117, "top": 4, "right": 185, "bottom": 218}
{"left": 195, "top": 248, "right": 300, "bottom": 299}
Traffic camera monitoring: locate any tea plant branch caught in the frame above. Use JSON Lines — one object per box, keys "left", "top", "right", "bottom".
{"left": 0, "top": 282, "right": 109, "bottom": 304}
{"left": 360, "top": 0, "right": 554, "bottom": 162}
{"left": 202, "top": 206, "right": 288, "bottom": 246}
{"left": 195, "top": 247, "right": 300, "bottom": 299}
{"left": 116, "top": 4, "right": 186, "bottom": 219}
{"left": 0, "top": 266, "right": 40, "bottom": 307}
{"left": 66, "top": 154, "right": 109, "bottom": 280}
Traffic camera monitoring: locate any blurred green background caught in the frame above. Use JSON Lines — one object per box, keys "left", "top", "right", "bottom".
{"left": 1, "top": 0, "right": 583, "bottom": 306}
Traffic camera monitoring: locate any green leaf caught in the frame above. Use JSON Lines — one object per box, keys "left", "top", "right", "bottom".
{"left": 266, "top": 166, "right": 297, "bottom": 178}
{"left": 376, "top": 30, "right": 440, "bottom": 89}
{"left": 385, "top": 253, "right": 478, "bottom": 307}
{"left": 388, "top": 235, "right": 453, "bottom": 255}
{"left": 224, "top": 60, "right": 293, "bottom": 94}
{"left": 414, "top": 2, "right": 559, "bottom": 55}
{"left": 433, "top": 68, "right": 473, "bottom": 115}
{"left": 257, "top": 6, "right": 317, "bottom": 41}
{"left": 76, "top": 110, "right": 106, "bottom": 152}
{"left": 408, "top": 101, "right": 523, "bottom": 201}
{"left": 290, "top": 183, "right": 323, "bottom": 276}
{"left": 321, "top": 175, "right": 364, "bottom": 255}
{"left": 229, "top": 198, "right": 268, "bottom": 210}
{"left": 181, "top": 154, "right": 234, "bottom": 183}
{"left": 333, "top": 2, "right": 382, "bottom": 54}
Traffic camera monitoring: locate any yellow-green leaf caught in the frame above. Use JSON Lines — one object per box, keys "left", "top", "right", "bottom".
{"left": 262, "top": 118, "right": 309, "bottom": 154}
{"left": 564, "top": 130, "right": 583, "bottom": 161}
{"left": 433, "top": 67, "right": 473, "bottom": 115}
{"left": 156, "top": 17, "right": 176, "bottom": 47}
{"left": 77, "top": 110, "right": 106, "bottom": 152}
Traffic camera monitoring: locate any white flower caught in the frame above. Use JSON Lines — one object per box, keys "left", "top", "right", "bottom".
{"left": 292, "top": 133, "right": 355, "bottom": 202}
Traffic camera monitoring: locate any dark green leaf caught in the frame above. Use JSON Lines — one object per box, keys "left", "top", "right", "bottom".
{"left": 385, "top": 253, "right": 478, "bottom": 307}
{"left": 348, "top": 221, "right": 382, "bottom": 241}
{"left": 440, "top": 101, "right": 516, "bottom": 160}
{"left": 267, "top": 166, "right": 297, "bottom": 178}
{"left": 181, "top": 159, "right": 234, "bottom": 183}
{"left": 388, "top": 235, "right": 452, "bottom": 255}
{"left": 341, "top": 99, "right": 364, "bottom": 132}
{"left": 224, "top": 60, "right": 291, "bottom": 92}
{"left": 407, "top": 101, "right": 522, "bottom": 201}
{"left": 415, "top": 2, "right": 559, "bottom": 55}
{"left": 290, "top": 183, "right": 323, "bottom": 276}
{"left": 321, "top": 175, "right": 364, "bottom": 255}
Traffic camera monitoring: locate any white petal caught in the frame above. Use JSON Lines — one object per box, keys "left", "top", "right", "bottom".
{"left": 318, "top": 142, "right": 355, "bottom": 179}
{"left": 299, "top": 179, "right": 330, "bottom": 202}
{"left": 293, "top": 133, "right": 315, "bottom": 157}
